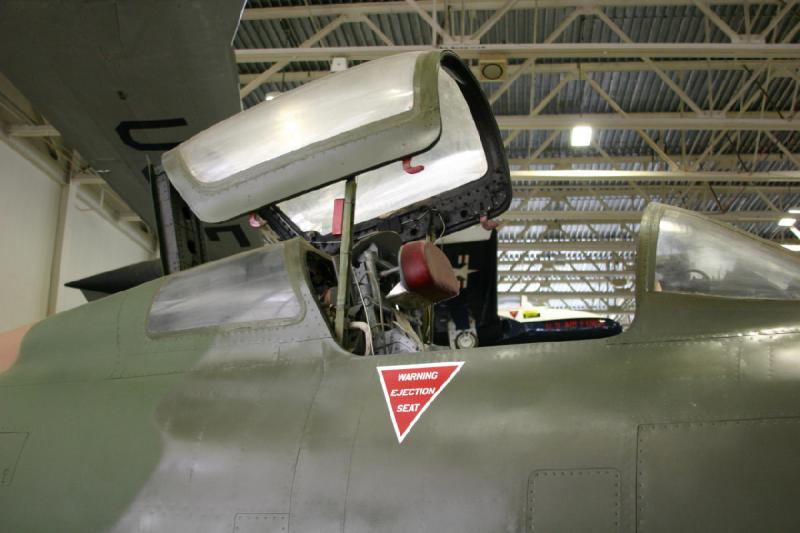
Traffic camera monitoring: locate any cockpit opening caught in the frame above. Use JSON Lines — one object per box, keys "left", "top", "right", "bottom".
{"left": 306, "top": 229, "right": 624, "bottom": 356}
{"left": 307, "top": 232, "right": 463, "bottom": 355}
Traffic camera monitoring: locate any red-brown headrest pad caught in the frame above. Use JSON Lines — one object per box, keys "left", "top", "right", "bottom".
{"left": 399, "top": 241, "right": 460, "bottom": 302}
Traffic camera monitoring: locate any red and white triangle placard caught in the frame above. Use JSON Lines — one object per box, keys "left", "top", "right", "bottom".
{"left": 376, "top": 361, "right": 464, "bottom": 443}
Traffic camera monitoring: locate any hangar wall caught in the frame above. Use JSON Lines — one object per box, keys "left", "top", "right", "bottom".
{"left": 0, "top": 138, "right": 153, "bottom": 331}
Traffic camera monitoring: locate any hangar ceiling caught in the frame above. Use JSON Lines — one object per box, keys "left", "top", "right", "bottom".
{"left": 234, "top": 0, "right": 800, "bottom": 325}
{"left": 4, "top": 0, "right": 800, "bottom": 325}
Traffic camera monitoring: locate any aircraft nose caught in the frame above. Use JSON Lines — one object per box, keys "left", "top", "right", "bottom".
{"left": 0, "top": 324, "right": 33, "bottom": 374}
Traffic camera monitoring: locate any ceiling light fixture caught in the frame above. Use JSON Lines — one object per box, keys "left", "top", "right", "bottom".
{"left": 330, "top": 57, "right": 348, "bottom": 72}
{"left": 570, "top": 125, "right": 592, "bottom": 147}
{"left": 571, "top": 63, "right": 592, "bottom": 148}
{"left": 778, "top": 217, "right": 797, "bottom": 227}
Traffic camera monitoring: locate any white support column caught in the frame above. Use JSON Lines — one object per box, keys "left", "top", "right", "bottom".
{"left": 46, "top": 155, "right": 78, "bottom": 316}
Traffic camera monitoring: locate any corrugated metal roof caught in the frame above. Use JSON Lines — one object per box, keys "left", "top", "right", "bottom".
{"left": 236, "top": 1, "right": 800, "bottom": 323}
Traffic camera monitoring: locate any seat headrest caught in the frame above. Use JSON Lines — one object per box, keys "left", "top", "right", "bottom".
{"left": 399, "top": 241, "right": 460, "bottom": 303}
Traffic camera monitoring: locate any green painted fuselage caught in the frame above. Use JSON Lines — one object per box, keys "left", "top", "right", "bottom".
{"left": 2, "top": 223, "right": 800, "bottom": 533}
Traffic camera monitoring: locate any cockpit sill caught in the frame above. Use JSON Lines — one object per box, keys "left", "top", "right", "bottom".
{"left": 3, "top": 204, "right": 799, "bottom": 380}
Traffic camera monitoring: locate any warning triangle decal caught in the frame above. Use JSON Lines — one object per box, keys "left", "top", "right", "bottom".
{"left": 377, "top": 361, "right": 464, "bottom": 443}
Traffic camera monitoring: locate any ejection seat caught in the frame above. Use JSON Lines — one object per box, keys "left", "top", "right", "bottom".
{"left": 399, "top": 241, "right": 460, "bottom": 303}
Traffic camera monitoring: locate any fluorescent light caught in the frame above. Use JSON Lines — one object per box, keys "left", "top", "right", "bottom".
{"left": 782, "top": 244, "right": 800, "bottom": 252}
{"left": 570, "top": 125, "right": 592, "bottom": 147}
{"left": 778, "top": 217, "right": 797, "bottom": 227}
{"left": 264, "top": 92, "right": 280, "bottom": 101}
{"left": 789, "top": 207, "right": 800, "bottom": 214}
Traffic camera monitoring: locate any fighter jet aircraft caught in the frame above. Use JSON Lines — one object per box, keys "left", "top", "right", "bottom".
{"left": 2, "top": 3, "right": 800, "bottom": 532}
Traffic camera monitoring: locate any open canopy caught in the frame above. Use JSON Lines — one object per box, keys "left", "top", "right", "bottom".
{"left": 163, "top": 51, "right": 510, "bottom": 252}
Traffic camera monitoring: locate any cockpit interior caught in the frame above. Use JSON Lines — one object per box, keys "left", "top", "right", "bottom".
{"left": 141, "top": 51, "right": 800, "bottom": 357}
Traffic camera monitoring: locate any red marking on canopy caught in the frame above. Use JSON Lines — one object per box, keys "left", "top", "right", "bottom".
{"left": 331, "top": 198, "right": 345, "bottom": 236}
{"left": 510, "top": 310, "right": 518, "bottom": 318}
{"left": 377, "top": 362, "right": 464, "bottom": 443}
{"left": 480, "top": 215, "right": 500, "bottom": 230}
{"left": 402, "top": 157, "right": 425, "bottom": 174}
{"left": 248, "top": 212, "right": 266, "bottom": 228}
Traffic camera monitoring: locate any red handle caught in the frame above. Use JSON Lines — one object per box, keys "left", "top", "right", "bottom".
{"left": 402, "top": 157, "right": 425, "bottom": 174}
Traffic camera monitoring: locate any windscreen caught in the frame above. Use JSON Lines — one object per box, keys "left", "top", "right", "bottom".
{"left": 148, "top": 247, "right": 302, "bottom": 333}
{"left": 277, "top": 67, "right": 488, "bottom": 235}
{"left": 655, "top": 210, "right": 800, "bottom": 300}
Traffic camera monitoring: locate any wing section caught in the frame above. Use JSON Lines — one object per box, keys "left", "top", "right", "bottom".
{"left": 0, "top": 0, "right": 245, "bottom": 229}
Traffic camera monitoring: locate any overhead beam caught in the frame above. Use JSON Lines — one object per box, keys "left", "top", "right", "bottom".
{"left": 692, "top": 0, "right": 748, "bottom": 42}
{"left": 498, "top": 291, "right": 634, "bottom": 299}
{"left": 499, "top": 209, "right": 787, "bottom": 223}
{"left": 239, "top": 15, "right": 350, "bottom": 98}
{"left": 509, "top": 169, "right": 800, "bottom": 182}
{"left": 760, "top": 0, "right": 798, "bottom": 39}
{"left": 72, "top": 174, "right": 106, "bottom": 186}
{"left": 238, "top": 59, "right": 800, "bottom": 85}
{"left": 500, "top": 239, "right": 794, "bottom": 253}
{"left": 118, "top": 212, "right": 143, "bottom": 223}
{"left": 503, "top": 75, "right": 575, "bottom": 146}
{"left": 499, "top": 241, "right": 637, "bottom": 252}
{"left": 498, "top": 269, "right": 636, "bottom": 277}
{"left": 6, "top": 124, "right": 60, "bottom": 137}
{"left": 404, "top": 0, "right": 454, "bottom": 42}
{"left": 582, "top": 75, "right": 678, "bottom": 168}
{"left": 509, "top": 184, "right": 800, "bottom": 193}
{"left": 0, "top": 124, "right": 65, "bottom": 185}
{"left": 234, "top": 43, "right": 800, "bottom": 63}
{"left": 470, "top": 0, "right": 520, "bottom": 40}
{"left": 508, "top": 153, "right": 800, "bottom": 167}
{"left": 497, "top": 112, "right": 796, "bottom": 131}
{"left": 242, "top": 1, "right": 778, "bottom": 21}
